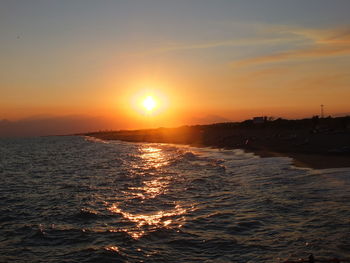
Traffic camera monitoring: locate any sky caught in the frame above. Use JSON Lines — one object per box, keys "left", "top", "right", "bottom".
{"left": 1, "top": 0, "right": 350, "bottom": 135}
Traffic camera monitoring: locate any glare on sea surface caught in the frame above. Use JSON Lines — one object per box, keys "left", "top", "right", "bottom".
{"left": 140, "top": 146, "right": 168, "bottom": 168}
{"left": 107, "top": 144, "right": 190, "bottom": 239}
{"left": 108, "top": 204, "right": 187, "bottom": 239}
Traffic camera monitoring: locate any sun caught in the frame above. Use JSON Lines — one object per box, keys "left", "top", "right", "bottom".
{"left": 142, "top": 96, "right": 157, "bottom": 112}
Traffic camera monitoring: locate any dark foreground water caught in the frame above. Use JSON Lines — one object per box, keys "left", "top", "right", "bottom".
{"left": 0, "top": 136, "right": 349, "bottom": 262}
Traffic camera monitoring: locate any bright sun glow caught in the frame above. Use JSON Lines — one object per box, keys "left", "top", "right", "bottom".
{"left": 142, "top": 96, "right": 157, "bottom": 112}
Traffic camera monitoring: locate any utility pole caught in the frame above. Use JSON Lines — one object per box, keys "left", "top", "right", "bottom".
{"left": 320, "top": 104, "right": 324, "bottom": 118}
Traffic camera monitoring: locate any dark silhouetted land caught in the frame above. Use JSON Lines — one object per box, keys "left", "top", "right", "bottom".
{"left": 82, "top": 116, "right": 350, "bottom": 169}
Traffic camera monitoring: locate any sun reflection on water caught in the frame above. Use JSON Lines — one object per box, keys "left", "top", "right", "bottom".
{"left": 140, "top": 146, "right": 169, "bottom": 169}
{"left": 127, "top": 178, "right": 170, "bottom": 199}
{"left": 105, "top": 246, "right": 120, "bottom": 253}
{"left": 107, "top": 144, "right": 189, "bottom": 239}
{"left": 108, "top": 204, "right": 187, "bottom": 239}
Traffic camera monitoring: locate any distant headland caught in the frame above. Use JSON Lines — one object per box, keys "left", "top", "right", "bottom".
{"left": 81, "top": 116, "right": 350, "bottom": 169}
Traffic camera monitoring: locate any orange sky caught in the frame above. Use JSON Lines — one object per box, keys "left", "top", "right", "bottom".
{"left": 1, "top": 1, "right": 350, "bottom": 134}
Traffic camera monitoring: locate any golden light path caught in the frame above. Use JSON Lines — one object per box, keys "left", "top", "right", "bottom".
{"left": 108, "top": 204, "right": 187, "bottom": 239}
{"left": 107, "top": 145, "right": 192, "bottom": 239}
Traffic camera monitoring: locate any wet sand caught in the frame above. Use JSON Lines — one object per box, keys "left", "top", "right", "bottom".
{"left": 246, "top": 150, "right": 350, "bottom": 169}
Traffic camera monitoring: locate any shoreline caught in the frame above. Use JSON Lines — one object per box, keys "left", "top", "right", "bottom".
{"left": 82, "top": 118, "right": 350, "bottom": 170}
{"left": 84, "top": 135, "right": 350, "bottom": 170}
{"left": 244, "top": 149, "right": 350, "bottom": 169}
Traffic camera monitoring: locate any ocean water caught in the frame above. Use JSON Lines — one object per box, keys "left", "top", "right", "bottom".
{"left": 0, "top": 136, "right": 349, "bottom": 263}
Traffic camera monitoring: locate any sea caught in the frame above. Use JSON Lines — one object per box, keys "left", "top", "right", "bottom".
{"left": 0, "top": 136, "right": 349, "bottom": 263}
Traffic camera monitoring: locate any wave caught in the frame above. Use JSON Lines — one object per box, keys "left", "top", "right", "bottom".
{"left": 1, "top": 136, "right": 350, "bottom": 262}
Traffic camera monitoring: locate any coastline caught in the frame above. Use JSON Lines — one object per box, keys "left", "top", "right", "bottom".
{"left": 243, "top": 149, "right": 350, "bottom": 169}
{"left": 83, "top": 123, "right": 350, "bottom": 169}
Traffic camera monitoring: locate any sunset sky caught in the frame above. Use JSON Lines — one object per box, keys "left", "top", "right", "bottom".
{"left": 1, "top": 0, "right": 350, "bottom": 134}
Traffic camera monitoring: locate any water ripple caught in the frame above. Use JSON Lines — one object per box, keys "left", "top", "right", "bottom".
{"left": 0, "top": 136, "right": 349, "bottom": 262}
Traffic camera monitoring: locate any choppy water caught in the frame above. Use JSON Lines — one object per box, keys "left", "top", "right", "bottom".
{"left": 0, "top": 136, "right": 349, "bottom": 262}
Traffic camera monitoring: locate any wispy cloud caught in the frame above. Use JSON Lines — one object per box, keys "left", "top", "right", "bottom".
{"left": 232, "top": 27, "right": 350, "bottom": 68}
{"left": 129, "top": 24, "right": 301, "bottom": 57}
{"left": 148, "top": 36, "right": 296, "bottom": 54}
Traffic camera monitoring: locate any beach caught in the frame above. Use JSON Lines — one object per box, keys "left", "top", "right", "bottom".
{"left": 84, "top": 117, "right": 350, "bottom": 169}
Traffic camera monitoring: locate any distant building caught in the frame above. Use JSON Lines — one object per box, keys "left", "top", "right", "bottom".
{"left": 252, "top": 117, "right": 266, "bottom": 124}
